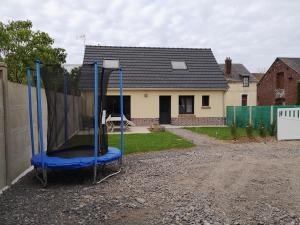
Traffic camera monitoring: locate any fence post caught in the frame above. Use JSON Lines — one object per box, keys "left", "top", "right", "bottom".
{"left": 249, "top": 106, "right": 252, "bottom": 125}
{"left": 233, "top": 106, "right": 236, "bottom": 124}
{"left": 270, "top": 106, "right": 274, "bottom": 125}
{"left": 0, "top": 63, "right": 8, "bottom": 190}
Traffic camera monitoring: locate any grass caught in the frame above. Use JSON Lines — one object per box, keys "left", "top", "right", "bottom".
{"left": 185, "top": 127, "right": 262, "bottom": 140}
{"left": 63, "top": 131, "right": 194, "bottom": 155}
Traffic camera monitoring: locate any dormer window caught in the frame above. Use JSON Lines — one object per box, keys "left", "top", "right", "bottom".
{"left": 243, "top": 76, "right": 249, "bottom": 87}
{"left": 171, "top": 61, "right": 187, "bottom": 70}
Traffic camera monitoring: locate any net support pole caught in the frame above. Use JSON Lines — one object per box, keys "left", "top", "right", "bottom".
{"left": 270, "top": 105, "right": 274, "bottom": 125}
{"left": 93, "top": 62, "right": 99, "bottom": 183}
{"left": 35, "top": 60, "right": 45, "bottom": 168}
{"left": 64, "top": 71, "right": 68, "bottom": 143}
{"left": 27, "top": 66, "right": 35, "bottom": 157}
{"left": 119, "top": 67, "right": 124, "bottom": 157}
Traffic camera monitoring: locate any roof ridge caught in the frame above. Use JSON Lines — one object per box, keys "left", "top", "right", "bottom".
{"left": 219, "top": 63, "right": 245, "bottom": 65}
{"left": 278, "top": 57, "right": 300, "bottom": 60}
{"left": 85, "top": 45, "right": 211, "bottom": 50}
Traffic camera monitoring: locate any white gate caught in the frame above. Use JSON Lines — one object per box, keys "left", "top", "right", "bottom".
{"left": 277, "top": 108, "right": 300, "bottom": 140}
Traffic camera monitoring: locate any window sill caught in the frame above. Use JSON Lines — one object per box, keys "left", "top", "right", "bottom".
{"left": 201, "top": 106, "right": 211, "bottom": 109}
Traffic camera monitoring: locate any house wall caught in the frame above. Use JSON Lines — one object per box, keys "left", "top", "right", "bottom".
{"left": 257, "top": 59, "right": 300, "bottom": 106}
{"left": 225, "top": 82, "right": 257, "bottom": 107}
{"left": 82, "top": 89, "right": 226, "bottom": 126}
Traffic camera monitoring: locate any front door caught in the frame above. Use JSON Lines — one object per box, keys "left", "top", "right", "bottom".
{"left": 159, "top": 96, "right": 171, "bottom": 124}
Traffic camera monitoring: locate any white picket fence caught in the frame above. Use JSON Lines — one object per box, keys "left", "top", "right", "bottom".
{"left": 277, "top": 108, "right": 300, "bottom": 140}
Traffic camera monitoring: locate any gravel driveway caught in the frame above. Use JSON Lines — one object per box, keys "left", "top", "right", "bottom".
{"left": 1, "top": 128, "right": 300, "bottom": 225}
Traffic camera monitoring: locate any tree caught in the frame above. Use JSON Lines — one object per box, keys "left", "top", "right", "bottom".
{"left": 0, "top": 20, "right": 67, "bottom": 83}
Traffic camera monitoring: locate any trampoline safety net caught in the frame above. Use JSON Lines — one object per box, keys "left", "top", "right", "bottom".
{"left": 40, "top": 64, "right": 109, "bottom": 158}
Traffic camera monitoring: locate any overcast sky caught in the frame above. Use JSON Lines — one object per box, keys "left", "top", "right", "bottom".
{"left": 1, "top": 0, "right": 300, "bottom": 72}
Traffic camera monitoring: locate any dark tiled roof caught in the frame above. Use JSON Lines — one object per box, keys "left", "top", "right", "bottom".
{"left": 219, "top": 63, "right": 256, "bottom": 82}
{"left": 279, "top": 57, "right": 300, "bottom": 74}
{"left": 79, "top": 45, "right": 228, "bottom": 89}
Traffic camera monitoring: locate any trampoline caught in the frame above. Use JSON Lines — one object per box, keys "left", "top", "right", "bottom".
{"left": 27, "top": 59, "right": 124, "bottom": 186}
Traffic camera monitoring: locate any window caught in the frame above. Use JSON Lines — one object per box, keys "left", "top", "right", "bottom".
{"left": 243, "top": 76, "right": 249, "bottom": 87}
{"left": 276, "top": 72, "right": 284, "bottom": 89}
{"left": 107, "top": 96, "right": 131, "bottom": 119}
{"left": 241, "top": 94, "right": 248, "bottom": 106}
{"left": 171, "top": 61, "right": 187, "bottom": 70}
{"left": 202, "top": 95, "right": 210, "bottom": 107}
{"left": 103, "top": 59, "right": 119, "bottom": 69}
{"left": 179, "top": 96, "right": 194, "bottom": 114}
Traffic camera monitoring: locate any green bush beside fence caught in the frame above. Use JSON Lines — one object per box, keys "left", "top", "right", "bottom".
{"left": 227, "top": 105, "right": 300, "bottom": 129}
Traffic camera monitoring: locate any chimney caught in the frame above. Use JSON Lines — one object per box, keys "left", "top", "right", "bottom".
{"left": 225, "top": 57, "right": 232, "bottom": 76}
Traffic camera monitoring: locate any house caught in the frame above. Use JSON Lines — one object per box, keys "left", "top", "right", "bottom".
{"left": 79, "top": 45, "right": 228, "bottom": 126}
{"left": 219, "top": 57, "right": 257, "bottom": 107}
{"left": 257, "top": 57, "right": 300, "bottom": 105}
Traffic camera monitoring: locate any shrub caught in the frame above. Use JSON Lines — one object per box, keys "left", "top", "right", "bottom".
{"left": 258, "top": 121, "right": 267, "bottom": 137}
{"left": 269, "top": 121, "right": 277, "bottom": 136}
{"left": 246, "top": 123, "right": 253, "bottom": 138}
{"left": 230, "top": 123, "right": 238, "bottom": 140}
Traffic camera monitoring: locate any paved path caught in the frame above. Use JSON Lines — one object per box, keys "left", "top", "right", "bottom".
{"left": 166, "top": 127, "right": 222, "bottom": 147}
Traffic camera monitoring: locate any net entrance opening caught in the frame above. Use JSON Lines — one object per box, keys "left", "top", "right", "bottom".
{"left": 40, "top": 64, "right": 106, "bottom": 158}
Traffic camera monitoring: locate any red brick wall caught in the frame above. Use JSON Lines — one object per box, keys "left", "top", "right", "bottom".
{"left": 257, "top": 59, "right": 300, "bottom": 105}
{"left": 171, "top": 117, "right": 225, "bottom": 126}
{"left": 131, "top": 118, "right": 159, "bottom": 126}
{"left": 131, "top": 117, "right": 225, "bottom": 126}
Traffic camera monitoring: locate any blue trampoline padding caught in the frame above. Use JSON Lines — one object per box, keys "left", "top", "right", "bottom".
{"left": 31, "top": 147, "right": 122, "bottom": 169}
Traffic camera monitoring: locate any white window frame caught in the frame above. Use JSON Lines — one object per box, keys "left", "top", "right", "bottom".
{"left": 202, "top": 95, "right": 210, "bottom": 107}
{"left": 243, "top": 76, "right": 249, "bottom": 87}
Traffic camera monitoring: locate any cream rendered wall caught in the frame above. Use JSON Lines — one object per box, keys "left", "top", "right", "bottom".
{"left": 106, "top": 89, "right": 226, "bottom": 118}
{"left": 225, "top": 82, "right": 257, "bottom": 107}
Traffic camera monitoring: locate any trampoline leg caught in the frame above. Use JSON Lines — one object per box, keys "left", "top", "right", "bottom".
{"left": 93, "top": 165, "right": 97, "bottom": 184}
{"left": 95, "top": 160, "right": 122, "bottom": 184}
{"left": 34, "top": 167, "right": 48, "bottom": 187}
{"left": 118, "top": 157, "right": 123, "bottom": 166}
{"left": 42, "top": 168, "right": 48, "bottom": 187}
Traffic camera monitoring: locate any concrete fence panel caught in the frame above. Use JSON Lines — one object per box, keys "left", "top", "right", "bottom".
{"left": 0, "top": 67, "right": 7, "bottom": 190}
{"left": 0, "top": 63, "right": 47, "bottom": 190}
{"left": 5, "top": 82, "right": 47, "bottom": 184}
{"left": 0, "top": 63, "right": 83, "bottom": 191}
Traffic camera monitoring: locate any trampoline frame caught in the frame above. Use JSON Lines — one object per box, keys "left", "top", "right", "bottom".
{"left": 27, "top": 60, "right": 124, "bottom": 186}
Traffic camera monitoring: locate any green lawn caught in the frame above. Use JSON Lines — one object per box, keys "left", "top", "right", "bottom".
{"left": 63, "top": 131, "right": 194, "bottom": 154}
{"left": 185, "top": 127, "right": 261, "bottom": 140}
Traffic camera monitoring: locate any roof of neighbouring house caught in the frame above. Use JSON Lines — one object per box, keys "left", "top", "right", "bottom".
{"left": 219, "top": 63, "right": 257, "bottom": 82}
{"left": 278, "top": 57, "right": 300, "bottom": 74}
{"left": 79, "top": 45, "right": 228, "bottom": 89}
{"left": 252, "top": 73, "right": 264, "bottom": 81}
{"left": 257, "top": 57, "right": 300, "bottom": 85}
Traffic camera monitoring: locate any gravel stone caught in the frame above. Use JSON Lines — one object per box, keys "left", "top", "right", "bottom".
{"left": 136, "top": 197, "right": 146, "bottom": 204}
{"left": 0, "top": 128, "right": 300, "bottom": 225}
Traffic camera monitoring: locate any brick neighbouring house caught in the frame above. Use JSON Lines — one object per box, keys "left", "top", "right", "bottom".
{"left": 79, "top": 45, "right": 229, "bottom": 126}
{"left": 257, "top": 57, "right": 300, "bottom": 106}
